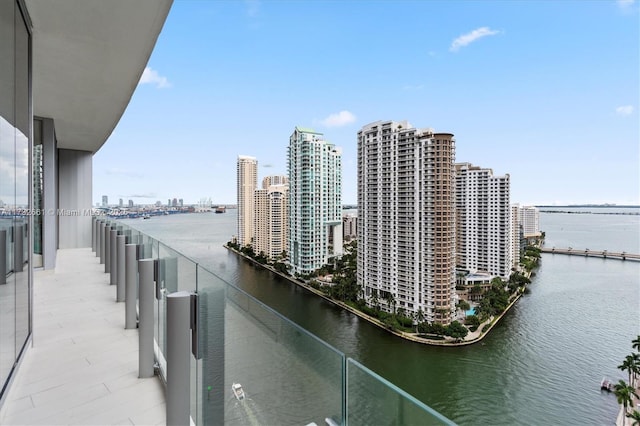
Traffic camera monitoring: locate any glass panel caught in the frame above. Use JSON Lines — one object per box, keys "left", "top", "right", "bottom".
{"left": 347, "top": 358, "right": 455, "bottom": 425}
{"left": 111, "top": 219, "right": 453, "bottom": 426}
{"left": 156, "top": 242, "right": 197, "bottom": 379}
{"left": 14, "top": 2, "right": 30, "bottom": 355}
{"left": 195, "top": 266, "right": 226, "bottom": 426}
{"left": 0, "top": 0, "right": 15, "bottom": 395}
{"left": 222, "top": 283, "right": 343, "bottom": 426}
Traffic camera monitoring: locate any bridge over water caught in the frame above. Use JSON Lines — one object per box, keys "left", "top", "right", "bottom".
{"left": 540, "top": 247, "right": 640, "bottom": 261}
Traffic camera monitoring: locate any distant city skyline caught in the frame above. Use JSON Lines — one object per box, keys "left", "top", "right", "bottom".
{"left": 93, "top": 1, "right": 639, "bottom": 206}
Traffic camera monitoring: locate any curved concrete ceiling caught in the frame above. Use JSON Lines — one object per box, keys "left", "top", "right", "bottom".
{"left": 25, "top": 0, "right": 172, "bottom": 153}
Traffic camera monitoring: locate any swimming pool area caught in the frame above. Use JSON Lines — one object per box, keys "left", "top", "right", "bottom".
{"left": 465, "top": 309, "right": 476, "bottom": 316}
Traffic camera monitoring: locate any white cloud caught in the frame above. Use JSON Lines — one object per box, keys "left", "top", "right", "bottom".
{"left": 615, "top": 105, "right": 634, "bottom": 116}
{"left": 139, "top": 67, "right": 171, "bottom": 88}
{"left": 617, "top": 0, "right": 635, "bottom": 9}
{"left": 319, "top": 110, "right": 357, "bottom": 127}
{"left": 450, "top": 27, "right": 500, "bottom": 52}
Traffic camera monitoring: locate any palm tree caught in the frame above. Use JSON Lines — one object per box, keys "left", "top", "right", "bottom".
{"left": 633, "top": 335, "right": 640, "bottom": 352}
{"left": 632, "top": 353, "right": 640, "bottom": 388}
{"left": 619, "top": 355, "right": 640, "bottom": 388}
{"left": 614, "top": 380, "right": 639, "bottom": 416}
{"left": 370, "top": 289, "right": 380, "bottom": 312}
{"left": 627, "top": 410, "right": 640, "bottom": 426}
{"left": 414, "top": 309, "right": 424, "bottom": 333}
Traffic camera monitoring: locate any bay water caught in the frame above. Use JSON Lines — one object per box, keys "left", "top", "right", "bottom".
{"left": 123, "top": 207, "right": 639, "bottom": 425}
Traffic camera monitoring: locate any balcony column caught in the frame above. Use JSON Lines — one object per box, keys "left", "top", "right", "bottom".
{"left": 110, "top": 229, "right": 118, "bottom": 285}
{"left": 95, "top": 219, "right": 101, "bottom": 257}
{"left": 125, "top": 243, "right": 139, "bottom": 329}
{"left": 138, "top": 258, "right": 155, "bottom": 378}
{"left": 99, "top": 221, "right": 105, "bottom": 263}
{"left": 91, "top": 217, "right": 96, "bottom": 252}
{"left": 104, "top": 224, "right": 111, "bottom": 272}
{"left": 0, "top": 230, "right": 6, "bottom": 285}
{"left": 116, "top": 234, "right": 126, "bottom": 301}
{"left": 166, "top": 291, "right": 192, "bottom": 426}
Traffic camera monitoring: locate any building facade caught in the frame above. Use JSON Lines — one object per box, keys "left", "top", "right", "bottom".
{"left": 0, "top": 0, "right": 171, "bottom": 408}
{"left": 357, "top": 120, "right": 456, "bottom": 325}
{"left": 455, "top": 162, "right": 512, "bottom": 279}
{"left": 511, "top": 204, "right": 522, "bottom": 268}
{"left": 519, "top": 205, "right": 541, "bottom": 238}
{"left": 237, "top": 155, "right": 257, "bottom": 247}
{"left": 343, "top": 213, "right": 357, "bottom": 242}
{"left": 287, "top": 127, "right": 342, "bottom": 276}
{"left": 254, "top": 176, "right": 289, "bottom": 259}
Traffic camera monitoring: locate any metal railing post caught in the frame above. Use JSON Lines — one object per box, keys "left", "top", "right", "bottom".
{"left": 110, "top": 229, "right": 118, "bottom": 284}
{"left": 138, "top": 258, "right": 155, "bottom": 378}
{"left": 104, "top": 224, "right": 111, "bottom": 272}
{"left": 99, "top": 221, "right": 105, "bottom": 263}
{"left": 0, "top": 230, "right": 6, "bottom": 285}
{"left": 116, "top": 234, "right": 126, "bottom": 301}
{"left": 91, "top": 217, "right": 96, "bottom": 252}
{"left": 94, "top": 219, "right": 100, "bottom": 257}
{"left": 125, "top": 243, "right": 138, "bottom": 329}
{"left": 166, "top": 291, "right": 193, "bottom": 426}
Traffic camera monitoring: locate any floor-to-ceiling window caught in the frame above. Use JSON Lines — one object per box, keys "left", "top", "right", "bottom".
{"left": 0, "top": 0, "right": 32, "bottom": 402}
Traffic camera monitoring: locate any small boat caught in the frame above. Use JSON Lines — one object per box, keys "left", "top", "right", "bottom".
{"left": 232, "top": 383, "right": 245, "bottom": 401}
{"left": 215, "top": 206, "right": 226, "bottom": 214}
{"left": 600, "top": 377, "right": 613, "bottom": 392}
{"left": 142, "top": 215, "right": 151, "bottom": 219}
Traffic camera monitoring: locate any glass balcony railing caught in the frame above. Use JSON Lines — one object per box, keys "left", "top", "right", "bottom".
{"left": 99, "top": 218, "right": 455, "bottom": 426}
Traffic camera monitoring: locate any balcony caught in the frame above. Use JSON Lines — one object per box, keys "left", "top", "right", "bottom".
{"left": 0, "top": 248, "right": 165, "bottom": 425}
{"left": 1, "top": 219, "right": 454, "bottom": 425}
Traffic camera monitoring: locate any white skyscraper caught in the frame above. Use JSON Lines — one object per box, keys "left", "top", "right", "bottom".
{"left": 288, "top": 127, "right": 342, "bottom": 276}
{"left": 357, "top": 120, "right": 456, "bottom": 325}
{"left": 519, "top": 205, "right": 540, "bottom": 238}
{"left": 237, "top": 155, "right": 257, "bottom": 247}
{"left": 455, "top": 162, "right": 512, "bottom": 279}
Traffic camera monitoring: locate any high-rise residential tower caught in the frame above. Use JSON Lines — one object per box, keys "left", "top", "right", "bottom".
{"left": 518, "top": 205, "right": 540, "bottom": 238}
{"left": 288, "top": 127, "right": 343, "bottom": 276}
{"left": 511, "top": 204, "right": 522, "bottom": 269}
{"left": 357, "top": 120, "right": 456, "bottom": 325}
{"left": 254, "top": 176, "right": 289, "bottom": 259}
{"left": 455, "top": 162, "right": 512, "bottom": 279}
{"left": 237, "top": 155, "right": 257, "bottom": 247}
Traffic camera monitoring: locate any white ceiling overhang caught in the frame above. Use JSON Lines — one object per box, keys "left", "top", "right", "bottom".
{"left": 25, "top": 0, "right": 172, "bottom": 152}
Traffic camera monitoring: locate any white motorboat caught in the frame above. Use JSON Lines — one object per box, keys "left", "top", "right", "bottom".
{"left": 232, "top": 383, "right": 245, "bottom": 401}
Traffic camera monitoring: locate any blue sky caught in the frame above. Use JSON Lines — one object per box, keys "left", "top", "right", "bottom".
{"left": 93, "top": 0, "right": 639, "bottom": 206}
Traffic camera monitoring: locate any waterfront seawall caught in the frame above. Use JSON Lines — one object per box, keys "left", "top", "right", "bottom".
{"left": 224, "top": 244, "right": 526, "bottom": 347}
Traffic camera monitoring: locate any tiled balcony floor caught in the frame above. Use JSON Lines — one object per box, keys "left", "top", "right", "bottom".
{"left": 0, "top": 248, "right": 165, "bottom": 425}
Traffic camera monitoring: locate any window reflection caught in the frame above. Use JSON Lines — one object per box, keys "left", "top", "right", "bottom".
{"left": 0, "top": 0, "right": 31, "bottom": 400}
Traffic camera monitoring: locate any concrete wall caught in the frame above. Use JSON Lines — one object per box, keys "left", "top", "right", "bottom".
{"left": 58, "top": 149, "right": 92, "bottom": 248}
